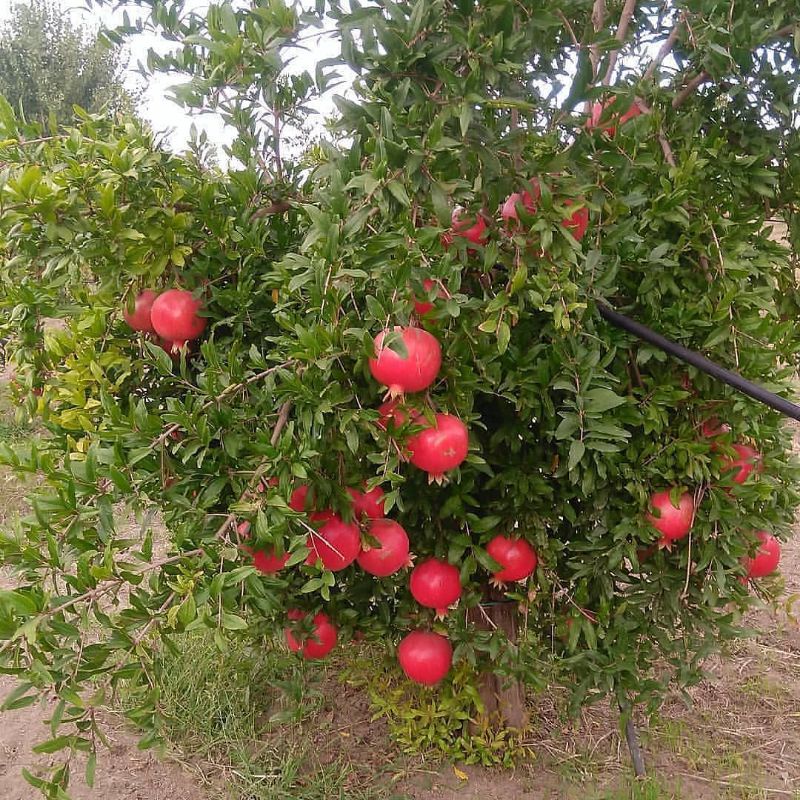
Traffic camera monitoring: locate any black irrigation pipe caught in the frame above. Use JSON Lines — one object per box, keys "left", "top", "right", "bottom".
{"left": 597, "top": 302, "right": 800, "bottom": 423}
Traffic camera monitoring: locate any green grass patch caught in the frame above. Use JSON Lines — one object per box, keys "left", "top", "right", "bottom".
{"left": 126, "top": 632, "right": 400, "bottom": 800}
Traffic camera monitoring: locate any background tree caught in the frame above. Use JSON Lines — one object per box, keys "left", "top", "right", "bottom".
{"left": 0, "top": 0, "right": 134, "bottom": 125}
{"left": 1, "top": 0, "right": 800, "bottom": 796}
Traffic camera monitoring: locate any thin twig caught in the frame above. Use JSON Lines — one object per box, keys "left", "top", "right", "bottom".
{"left": 672, "top": 70, "right": 710, "bottom": 109}
{"left": 589, "top": 0, "right": 607, "bottom": 80}
{"left": 602, "top": 0, "right": 639, "bottom": 86}
{"left": 643, "top": 14, "right": 685, "bottom": 81}
{"left": 270, "top": 400, "right": 292, "bottom": 447}
{"left": 131, "top": 591, "right": 176, "bottom": 648}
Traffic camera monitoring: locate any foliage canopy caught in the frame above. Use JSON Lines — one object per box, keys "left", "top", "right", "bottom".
{"left": 1, "top": 0, "right": 800, "bottom": 793}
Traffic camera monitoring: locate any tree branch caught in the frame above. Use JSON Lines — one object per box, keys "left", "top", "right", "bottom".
{"left": 672, "top": 69, "right": 710, "bottom": 109}
{"left": 589, "top": 0, "right": 606, "bottom": 80}
{"left": 643, "top": 14, "right": 685, "bottom": 81}
{"left": 602, "top": 0, "right": 639, "bottom": 86}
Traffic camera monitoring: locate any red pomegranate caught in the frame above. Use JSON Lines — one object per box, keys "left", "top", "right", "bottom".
{"left": 257, "top": 477, "right": 279, "bottom": 493}
{"left": 501, "top": 178, "right": 588, "bottom": 241}
{"left": 252, "top": 548, "right": 289, "bottom": 574}
{"left": 150, "top": 289, "right": 207, "bottom": 342}
{"left": 157, "top": 338, "right": 185, "bottom": 359}
{"left": 646, "top": 490, "right": 694, "bottom": 544}
{"left": 410, "top": 558, "right": 461, "bottom": 616}
{"left": 500, "top": 181, "right": 540, "bottom": 227}
{"left": 305, "top": 514, "right": 361, "bottom": 571}
{"left": 237, "top": 521, "right": 289, "bottom": 573}
{"left": 369, "top": 326, "right": 442, "bottom": 395}
{"left": 414, "top": 278, "right": 447, "bottom": 316}
{"left": 348, "top": 486, "right": 386, "bottom": 519}
{"left": 285, "top": 610, "right": 338, "bottom": 659}
{"left": 357, "top": 519, "right": 411, "bottom": 577}
{"left": 486, "top": 535, "right": 538, "bottom": 583}
{"left": 721, "top": 443, "right": 762, "bottom": 485}
{"left": 588, "top": 97, "right": 642, "bottom": 135}
{"left": 442, "top": 207, "right": 488, "bottom": 249}
{"left": 123, "top": 290, "right": 158, "bottom": 333}
{"left": 562, "top": 201, "right": 589, "bottom": 241}
{"left": 376, "top": 399, "right": 412, "bottom": 431}
{"left": 289, "top": 485, "right": 310, "bottom": 512}
{"left": 397, "top": 630, "right": 453, "bottom": 685}
{"left": 407, "top": 413, "right": 469, "bottom": 480}
{"left": 742, "top": 531, "right": 781, "bottom": 578}
{"left": 700, "top": 417, "right": 732, "bottom": 438}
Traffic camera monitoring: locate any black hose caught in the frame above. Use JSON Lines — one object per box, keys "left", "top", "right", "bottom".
{"left": 597, "top": 302, "right": 800, "bottom": 422}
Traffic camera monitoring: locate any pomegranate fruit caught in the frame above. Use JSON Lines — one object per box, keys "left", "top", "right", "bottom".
{"left": 413, "top": 278, "right": 447, "bottom": 316}
{"left": 501, "top": 178, "right": 588, "bottom": 241}
{"left": 348, "top": 486, "right": 386, "bottom": 519}
{"left": 357, "top": 519, "right": 411, "bottom": 577}
{"left": 588, "top": 97, "right": 642, "bottom": 135}
{"left": 486, "top": 535, "right": 538, "bottom": 583}
{"left": 397, "top": 630, "right": 453, "bottom": 685}
{"left": 150, "top": 289, "right": 207, "bottom": 342}
{"left": 285, "top": 610, "right": 338, "bottom": 659}
{"left": 376, "top": 398, "right": 412, "bottom": 431}
{"left": 721, "top": 443, "right": 762, "bottom": 485}
{"left": 369, "top": 326, "right": 442, "bottom": 395}
{"left": 700, "top": 417, "right": 732, "bottom": 438}
{"left": 742, "top": 530, "right": 781, "bottom": 578}
{"left": 289, "top": 485, "right": 310, "bottom": 512}
{"left": 252, "top": 548, "right": 290, "bottom": 574}
{"left": 409, "top": 558, "right": 461, "bottom": 616}
{"left": 407, "top": 413, "right": 469, "bottom": 480}
{"left": 500, "top": 181, "right": 540, "bottom": 227}
{"left": 562, "top": 201, "right": 589, "bottom": 241}
{"left": 646, "top": 490, "right": 694, "bottom": 544}
{"left": 123, "top": 290, "right": 158, "bottom": 333}
{"left": 305, "top": 514, "right": 361, "bottom": 571}
{"left": 442, "top": 207, "right": 488, "bottom": 248}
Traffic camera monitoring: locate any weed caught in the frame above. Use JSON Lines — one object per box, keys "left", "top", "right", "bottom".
{"left": 122, "top": 632, "right": 394, "bottom": 800}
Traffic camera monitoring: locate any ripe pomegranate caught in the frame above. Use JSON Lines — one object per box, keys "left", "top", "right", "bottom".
{"left": 413, "top": 278, "right": 447, "bottom": 316}
{"left": 253, "top": 548, "right": 290, "bottom": 574}
{"left": 289, "top": 485, "right": 310, "bottom": 512}
{"left": 357, "top": 519, "right": 411, "bottom": 577}
{"left": 700, "top": 417, "right": 732, "bottom": 438}
{"left": 742, "top": 531, "right": 781, "bottom": 578}
{"left": 501, "top": 178, "right": 588, "bottom": 241}
{"left": 588, "top": 97, "right": 642, "bottom": 135}
{"left": 407, "top": 413, "right": 469, "bottom": 480}
{"left": 123, "top": 290, "right": 158, "bottom": 333}
{"left": 156, "top": 338, "right": 185, "bottom": 359}
{"left": 257, "top": 477, "right": 279, "bottom": 493}
{"left": 397, "top": 630, "right": 453, "bottom": 685}
{"left": 285, "top": 610, "right": 338, "bottom": 659}
{"left": 486, "top": 535, "right": 538, "bottom": 583}
{"left": 376, "top": 399, "right": 412, "bottom": 431}
{"left": 305, "top": 514, "right": 361, "bottom": 571}
{"left": 442, "top": 207, "right": 488, "bottom": 249}
{"left": 410, "top": 558, "right": 461, "bottom": 616}
{"left": 150, "top": 289, "right": 207, "bottom": 342}
{"left": 721, "top": 443, "right": 762, "bottom": 485}
{"left": 500, "top": 182, "right": 540, "bottom": 227}
{"left": 562, "top": 201, "right": 589, "bottom": 241}
{"left": 348, "top": 486, "right": 386, "bottom": 519}
{"left": 369, "top": 326, "right": 442, "bottom": 395}
{"left": 237, "top": 520, "right": 289, "bottom": 573}
{"left": 646, "top": 490, "right": 694, "bottom": 544}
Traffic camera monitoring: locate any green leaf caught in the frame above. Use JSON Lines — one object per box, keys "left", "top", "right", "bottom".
{"left": 568, "top": 440, "right": 586, "bottom": 471}
{"left": 584, "top": 388, "right": 626, "bottom": 413}
{"left": 220, "top": 612, "right": 248, "bottom": 630}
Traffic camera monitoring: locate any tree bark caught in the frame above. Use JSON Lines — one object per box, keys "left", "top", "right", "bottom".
{"left": 467, "top": 587, "right": 529, "bottom": 730}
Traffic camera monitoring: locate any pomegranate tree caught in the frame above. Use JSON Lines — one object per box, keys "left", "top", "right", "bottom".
{"left": 1, "top": 0, "right": 799, "bottom": 788}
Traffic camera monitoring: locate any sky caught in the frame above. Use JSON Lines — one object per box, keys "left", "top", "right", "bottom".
{"left": 0, "top": 0, "right": 343, "bottom": 157}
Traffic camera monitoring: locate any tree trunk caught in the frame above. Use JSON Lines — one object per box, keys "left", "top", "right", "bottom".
{"left": 467, "top": 586, "right": 529, "bottom": 731}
